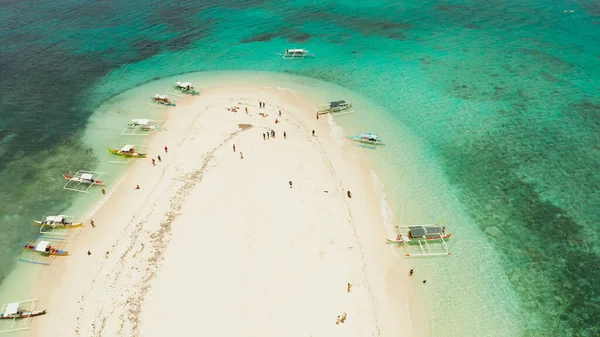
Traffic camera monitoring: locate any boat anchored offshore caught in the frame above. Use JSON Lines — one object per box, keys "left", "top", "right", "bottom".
{"left": 150, "top": 94, "right": 176, "bottom": 107}
{"left": 0, "top": 299, "right": 46, "bottom": 333}
{"left": 387, "top": 224, "right": 451, "bottom": 257}
{"left": 63, "top": 170, "right": 106, "bottom": 193}
{"left": 320, "top": 100, "right": 353, "bottom": 114}
{"left": 279, "top": 48, "right": 314, "bottom": 59}
{"left": 122, "top": 119, "right": 165, "bottom": 136}
{"left": 347, "top": 132, "right": 384, "bottom": 147}
{"left": 173, "top": 81, "right": 199, "bottom": 95}
{"left": 108, "top": 144, "right": 147, "bottom": 158}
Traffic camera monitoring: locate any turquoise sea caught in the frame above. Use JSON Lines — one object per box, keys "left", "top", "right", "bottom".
{"left": 1, "top": 1, "right": 599, "bottom": 336}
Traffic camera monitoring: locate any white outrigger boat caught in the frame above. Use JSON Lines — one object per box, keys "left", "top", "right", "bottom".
{"left": 347, "top": 132, "right": 384, "bottom": 147}
{"left": 34, "top": 215, "right": 82, "bottom": 236}
{"left": 149, "top": 94, "right": 176, "bottom": 107}
{"left": 0, "top": 299, "right": 46, "bottom": 333}
{"left": 320, "top": 100, "right": 353, "bottom": 114}
{"left": 172, "top": 81, "right": 199, "bottom": 95}
{"left": 63, "top": 170, "right": 106, "bottom": 193}
{"left": 122, "top": 119, "right": 165, "bottom": 136}
{"left": 387, "top": 224, "right": 451, "bottom": 257}
{"left": 279, "top": 48, "right": 314, "bottom": 59}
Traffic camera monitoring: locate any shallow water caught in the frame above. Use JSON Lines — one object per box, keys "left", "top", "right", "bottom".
{"left": 1, "top": 1, "right": 599, "bottom": 335}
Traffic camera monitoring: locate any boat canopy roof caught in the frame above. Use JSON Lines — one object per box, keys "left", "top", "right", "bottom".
{"left": 329, "top": 100, "right": 347, "bottom": 107}
{"left": 121, "top": 144, "right": 134, "bottom": 152}
{"left": 287, "top": 48, "right": 306, "bottom": 53}
{"left": 46, "top": 215, "right": 64, "bottom": 222}
{"left": 409, "top": 226, "right": 442, "bottom": 238}
{"left": 360, "top": 132, "right": 378, "bottom": 140}
{"left": 134, "top": 119, "right": 150, "bottom": 125}
{"left": 4, "top": 302, "right": 19, "bottom": 315}
{"left": 81, "top": 173, "right": 93, "bottom": 180}
{"left": 176, "top": 81, "right": 193, "bottom": 87}
{"left": 35, "top": 241, "right": 50, "bottom": 252}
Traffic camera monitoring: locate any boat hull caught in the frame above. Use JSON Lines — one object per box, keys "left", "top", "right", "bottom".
{"left": 347, "top": 136, "right": 384, "bottom": 146}
{"left": 108, "top": 148, "right": 147, "bottom": 158}
{"left": 63, "top": 174, "right": 105, "bottom": 186}
{"left": 22, "top": 244, "right": 69, "bottom": 256}
{"left": 387, "top": 233, "right": 452, "bottom": 244}
{"left": 151, "top": 99, "right": 175, "bottom": 106}
{"left": 173, "top": 87, "right": 199, "bottom": 95}
{"left": 0, "top": 309, "right": 47, "bottom": 319}
{"left": 33, "top": 220, "right": 83, "bottom": 228}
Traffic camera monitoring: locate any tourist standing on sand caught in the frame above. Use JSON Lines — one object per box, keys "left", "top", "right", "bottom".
{"left": 152, "top": 159, "right": 156, "bottom": 166}
{"left": 410, "top": 269, "right": 414, "bottom": 276}
{"left": 157, "top": 155, "right": 161, "bottom": 162}
{"left": 312, "top": 130, "right": 315, "bottom": 136}
{"left": 233, "top": 144, "right": 236, "bottom": 152}
{"left": 263, "top": 133, "right": 266, "bottom": 140}
{"left": 240, "top": 152, "right": 244, "bottom": 159}
{"left": 284, "top": 131, "right": 287, "bottom": 139}
{"left": 279, "top": 110, "right": 281, "bottom": 117}
{"left": 164, "top": 146, "right": 168, "bottom": 153}
{"left": 289, "top": 180, "right": 293, "bottom": 188}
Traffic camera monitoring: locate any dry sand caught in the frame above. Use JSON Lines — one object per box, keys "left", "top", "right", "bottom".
{"left": 30, "top": 84, "right": 419, "bottom": 337}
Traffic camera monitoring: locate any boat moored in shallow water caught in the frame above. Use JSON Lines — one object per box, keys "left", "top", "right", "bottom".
{"left": 108, "top": 144, "right": 147, "bottom": 158}
{"left": 279, "top": 48, "right": 314, "bottom": 59}
{"left": 63, "top": 170, "right": 106, "bottom": 193}
{"left": 321, "top": 100, "right": 353, "bottom": 114}
{"left": 150, "top": 94, "right": 176, "bottom": 107}
{"left": 387, "top": 224, "right": 451, "bottom": 257}
{"left": 347, "top": 132, "right": 385, "bottom": 147}
{"left": 173, "top": 81, "right": 199, "bottom": 95}
{"left": 0, "top": 299, "right": 46, "bottom": 332}
{"left": 34, "top": 215, "right": 82, "bottom": 229}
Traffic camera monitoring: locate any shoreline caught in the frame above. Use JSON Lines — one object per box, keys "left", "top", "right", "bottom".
{"left": 26, "top": 79, "right": 424, "bottom": 337}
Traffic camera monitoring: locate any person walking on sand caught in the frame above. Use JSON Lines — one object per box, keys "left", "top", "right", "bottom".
{"left": 90, "top": 220, "right": 95, "bottom": 228}
{"left": 87, "top": 250, "right": 91, "bottom": 256}
{"left": 240, "top": 152, "right": 244, "bottom": 159}
{"left": 233, "top": 144, "right": 236, "bottom": 152}
{"left": 267, "top": 133, "right": 270, "bottom": 139}
{"left": 279, "top": 110, "right": 282, "bottom": 117}
{"left": 164, "top": 146, "right": 168, "bottom": 153}
{"left": 283, "top": 131, "right": 287, "bottom": 139}
{"left": 289, "top": 180, "right": 293, "bottom": 188}
{"left": 316, "top": 113, "right": 319, "bottom": 120}
{"left": 410, "top": 269, "right": 414, "bottom": 276}
{"left": 263, "top": 133, "right": 266, "bottom": 140}
{"left": 245, "top": 107, "right": 248, "bottom": 114}
{"left": 152, "top": 159, "right": 156, "bottom": 166}
{"left": 136, "top": 184, "right": 140, "bottom": 190}
{"left": 157, "top": 155, "right": 162, "bottom": 162}
{"left": 347, "top": 283, "right": 352, "bottom": 293}
{"left": 312, "top": 130, "right": 315, "bottom": 136}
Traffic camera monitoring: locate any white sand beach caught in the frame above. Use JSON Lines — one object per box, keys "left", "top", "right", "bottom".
{"left": 29, "top": 83, "right": 421, "bottom": 337}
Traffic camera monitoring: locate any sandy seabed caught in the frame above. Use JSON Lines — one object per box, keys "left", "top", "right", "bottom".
{"left": 28, "top": 83, "right": 423, "bottom": 337}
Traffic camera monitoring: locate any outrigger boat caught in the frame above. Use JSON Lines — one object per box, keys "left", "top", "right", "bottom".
{"left": 387, "top": 224, "right": 451, "bottom": 257}
{"left": 173, "top": 81, "right": 199, "bottom": 95}
{"left": 34, "top": 215, "right": 82, "bottom": 230}
{"left": 279, "top": 48, "right": 314, "bottom": 59}
{"left": 63, "top": 170, "right": 106, "bottom": 193}
{"left": 0, "top": 299, "right": 46, "bottom": 332}
{"left": 347, "top": 132, "right": 385, "bottom": 147}
{"left": 20, "top": 237, "right": 69, "bottom": 265}
{"left": 320, "top": 100, "right": 353, "bottom": 114}
{"left": 123, "top": 119, "right": 165, "bottom": 135}
{"left": 150, "top": 94, "right": 176, "bottom": 107}
{"left": 108, "top": 144, "right": 147, "bottom": 158}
